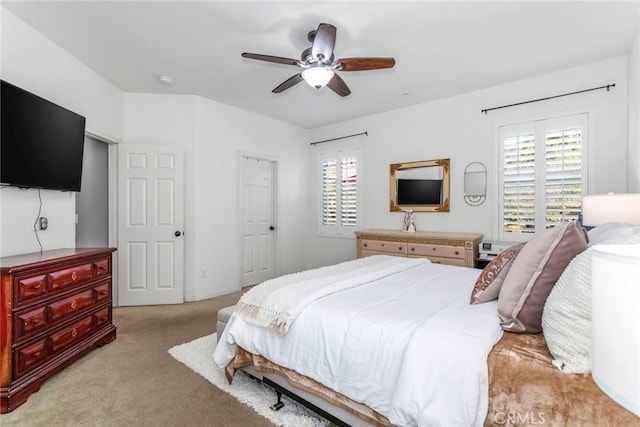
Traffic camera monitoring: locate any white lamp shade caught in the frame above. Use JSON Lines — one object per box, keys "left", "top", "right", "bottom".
{"left": 591, "top": 244, "right": 640, "bottom": 416}
{"left": 582, "top": 193, "right": 640, "bottom": 226}
{"left": 301, "top": 67, "right": 334, "bottom": 89}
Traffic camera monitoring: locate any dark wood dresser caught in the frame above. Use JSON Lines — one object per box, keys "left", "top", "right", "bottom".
{"left": 0, "top": 248, "right": 117, "bottom": 413}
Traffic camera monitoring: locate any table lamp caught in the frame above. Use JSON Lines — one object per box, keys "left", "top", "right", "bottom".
{"left": 583, "top": 193, "right": 640, "bottom": 417}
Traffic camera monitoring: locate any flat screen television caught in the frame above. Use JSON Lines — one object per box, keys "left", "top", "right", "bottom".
{"left": 396, "top": 178, "right": 442, "bottom": 205}
{"left": 1, "top": 80, "right": 86, "bottom": 192}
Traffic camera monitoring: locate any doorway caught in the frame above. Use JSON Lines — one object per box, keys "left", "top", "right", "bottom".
{"left": 76, "top": 136, "right": 108, "bottom": 247}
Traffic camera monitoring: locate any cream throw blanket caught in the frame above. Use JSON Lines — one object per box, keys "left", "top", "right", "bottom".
{"left": 236, "top": 255, "right": 428, "bottom": 334}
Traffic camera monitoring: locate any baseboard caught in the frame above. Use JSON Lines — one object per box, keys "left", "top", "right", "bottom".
{"left": 184, "top": 285, "right": 241, "bottom": 302}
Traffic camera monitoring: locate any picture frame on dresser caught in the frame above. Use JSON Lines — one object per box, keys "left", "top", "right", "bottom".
{"left": 0, "top": 247, "right": 117, "bottom": 413}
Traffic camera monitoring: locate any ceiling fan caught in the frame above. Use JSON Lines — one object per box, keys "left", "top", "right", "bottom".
{"left": 241, "top": 23, "right": 396, "bottom": 97}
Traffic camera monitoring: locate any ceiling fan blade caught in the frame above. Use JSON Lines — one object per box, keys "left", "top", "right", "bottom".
{"left": 327, "top": 73, "right": 351, "bottom": 97}
{"left": 242, "top": 52, "right": 300, "bottom": 66}
{"left": 311, "top": 23, "right": 337, "bottom": 62}
{"left": 337, "top": 57, "right": 396, "bottom": 71}
{"left": 272, "top": 73, "right": 304, "bottom": 93}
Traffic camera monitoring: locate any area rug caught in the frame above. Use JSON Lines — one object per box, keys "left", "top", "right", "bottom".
{"left": 168, "top": 333, "right": 329, "bottom": 427}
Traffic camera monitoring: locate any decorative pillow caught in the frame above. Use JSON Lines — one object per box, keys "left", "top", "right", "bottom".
{"left": 588, "top": 223, "right": 634, "bottom": 246}
{"left": 542, "top": 231, "right": 640, "bottom": 373}
{"left": 586, "top": 222, "right": 627, "bottom": 242}
{"left": 470, "top": 243, "right": 525, "bottom": 304}
{"left": 497, "top": 220, "right": 589, "bottom": 333}
{"left": 541, "top": 249, "right": 592, "bottom": 372}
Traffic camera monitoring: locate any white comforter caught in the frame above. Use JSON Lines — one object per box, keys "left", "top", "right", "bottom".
{"left": 214, "top": 261, "right": 503, "bottom": 427}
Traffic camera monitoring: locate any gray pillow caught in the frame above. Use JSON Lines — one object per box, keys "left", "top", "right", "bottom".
{"left": 498, "top": 221, "right": 589, "bottom": 333}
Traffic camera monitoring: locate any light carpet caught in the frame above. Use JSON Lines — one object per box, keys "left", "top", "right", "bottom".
{"left": 168, "top": 334, "right": 329, "bottom": 427}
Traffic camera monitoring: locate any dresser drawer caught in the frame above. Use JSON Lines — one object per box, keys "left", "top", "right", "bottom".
{"left": 93, "top": 282, "right": 110, "bottom": 303}
{"left": 94, "top": 307, "right": 110, "bottom": 328}
{"left": 48, "top": 289, "right": 94, "bottom": 324}
{"left": 14, "top": 306, "right": 48, "bottom": 341}
{"left": 93, "top": 258, "right": 110, "bottom": 278}
{"left": 49, "top": 315, "right": 94, "bottom": 353}
{"left": 14, "top": 338, "right": 49, "bottom": 378}
{"left": 15, "top": 274, "right": 48, "bottom": 305}
{"left": 49, "top": 263, "right": 94, "bottom": 292}
{"left": 359, "top": 240, "right": 407, "bottom": 255}
{"left": 408, "top": 243, "right": 464, "bottom": 260}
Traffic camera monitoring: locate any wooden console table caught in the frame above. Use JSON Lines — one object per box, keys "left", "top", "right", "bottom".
{"left": 0, "top": 248, "right": 117, "bottom": 413}
{"left": 355, "top": 229, "right": 482, "bottom": 268}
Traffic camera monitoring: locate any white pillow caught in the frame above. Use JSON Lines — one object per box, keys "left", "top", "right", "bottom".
{"left": 541, "top": 249, "right": 592, "bottom": 372}
{"left": 587, "top": 223, "right": 633, "bottom": 246}
{"left": 542, "top": 231, "right": 640, "bottom": 373}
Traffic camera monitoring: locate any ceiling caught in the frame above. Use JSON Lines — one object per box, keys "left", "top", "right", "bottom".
{"left": 3, "top": 1, "right": 639, "bottom": 129}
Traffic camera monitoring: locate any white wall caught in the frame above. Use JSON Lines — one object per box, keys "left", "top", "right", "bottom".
{"left": 193, "top": 97, "right": 309, "bottom": 300}
{"left": 0, "top": 8, "right": 123, "bottom": 257}
{"left": 307, "top": 57, "right": 630, "bottom": 268}
{"left": 123, "top": 94, "right": 309, "bottom": 300}
{"left": 628, "top": 28, "right": 640, "bottom": 192}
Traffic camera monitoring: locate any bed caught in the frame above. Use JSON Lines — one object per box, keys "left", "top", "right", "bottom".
{"left": 214, "top": 222, "right": 640, "bottom": 426}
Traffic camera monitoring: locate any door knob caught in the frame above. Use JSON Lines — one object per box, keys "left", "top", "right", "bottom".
{"left": 269, "top": 226, "right": 275, "bottom": 231}
{"left": 175, "top": 231, "right": 182, "bottom": 237}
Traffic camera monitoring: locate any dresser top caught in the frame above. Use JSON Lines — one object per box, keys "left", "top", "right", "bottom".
{"left": 355, "top": 229, "right": 483, "bottom": 242}
{"left": 1, "top": 248, "right": 116, "bottom": 272}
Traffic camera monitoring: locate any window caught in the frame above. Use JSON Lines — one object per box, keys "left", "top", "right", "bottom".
{"left": 498, "top": 113, "right": 587, "bottom": 241}
{"left": 319, "top": 148, "right": 359, "bottom": 236}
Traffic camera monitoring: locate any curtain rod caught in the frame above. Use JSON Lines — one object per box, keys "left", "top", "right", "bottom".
{"left": 310, "top": 131, "right": 368, "bottom": 146}
{"left": 481, "top": 83, "right": 615, "bottom": 114}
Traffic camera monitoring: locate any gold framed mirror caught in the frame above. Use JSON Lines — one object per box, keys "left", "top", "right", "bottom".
{"left": 389, "top": 158, "right": 450, "bottom": 212}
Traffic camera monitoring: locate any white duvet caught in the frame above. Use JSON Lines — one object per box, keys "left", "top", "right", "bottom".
{"left": 214, "top": 260, "right": 503, "bottom": 427}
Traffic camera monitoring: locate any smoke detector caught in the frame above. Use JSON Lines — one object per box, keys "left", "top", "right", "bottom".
{"left": 157, "top": 75, "right": 172, "bottom": 85}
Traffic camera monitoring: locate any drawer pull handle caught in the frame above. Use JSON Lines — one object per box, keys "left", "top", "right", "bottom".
{"left": 71, "top": 271, "right": 78, "bottom": 281}
{"left": 363, "top": 244, "right": 368, "bottom": 247}
{"left": 26, "top": 318, "right": 41, "bottom": 326}
{"left": 32, "top": 283, "right": 42, "bottom": 290}
{"left": 70, "top": 300, "right": 78, "bottom": 310}
{"left": 71, "top": 328, "right": 78, "bottom": 338}
{"left": 455, "top": 251, "right": 459, "bottom": 255}
{"left": 432, "top": 248, "right": 436, "bottom": 251}
{"left": 411, "top": 248, "right": 415, "bottom": 251}
{"left": 398, "top": 247, "right": 403, "bottom": 250}
{"left": 381, "top": 243, "right": 384, "bottom": 247}
{"left": 31, "top": 351, "right": 41, "bottom": 358}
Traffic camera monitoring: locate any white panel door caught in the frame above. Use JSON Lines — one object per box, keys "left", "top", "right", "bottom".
{"left": 240, "top": 156, "right": 276, "bottom": 286}
{"left": 117, "top": 144, "right": 184, "bottom": 306}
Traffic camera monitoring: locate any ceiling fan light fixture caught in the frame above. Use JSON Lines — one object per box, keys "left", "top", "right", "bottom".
{"left": 302, "top": 67, "right": 334, "bottom": 89}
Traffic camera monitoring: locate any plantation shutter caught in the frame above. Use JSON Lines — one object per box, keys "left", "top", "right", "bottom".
{"left": 502, "top": 131, "right": 536, "bottom": 236}
{"left": 544, "top": 124, "right": 583, "bottom": 228}
{"left": 340, "top": 156, "right": 357, "bottom": 226}
{"left": 319, "top": 149, "right": 359, "bottom": 236}
{"left": 499, "top": 113, "right": 587, "bottom": 241}
{"left": 322, "top": 160, "right": 337, "bottom": 225}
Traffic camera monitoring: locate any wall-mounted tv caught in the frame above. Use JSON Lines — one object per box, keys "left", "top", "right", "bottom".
{"left": 396, "top": 178, "right": 442, "bottom": 205}
{"left": 1, "top": 80, "right": 86, "bottom": 192}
